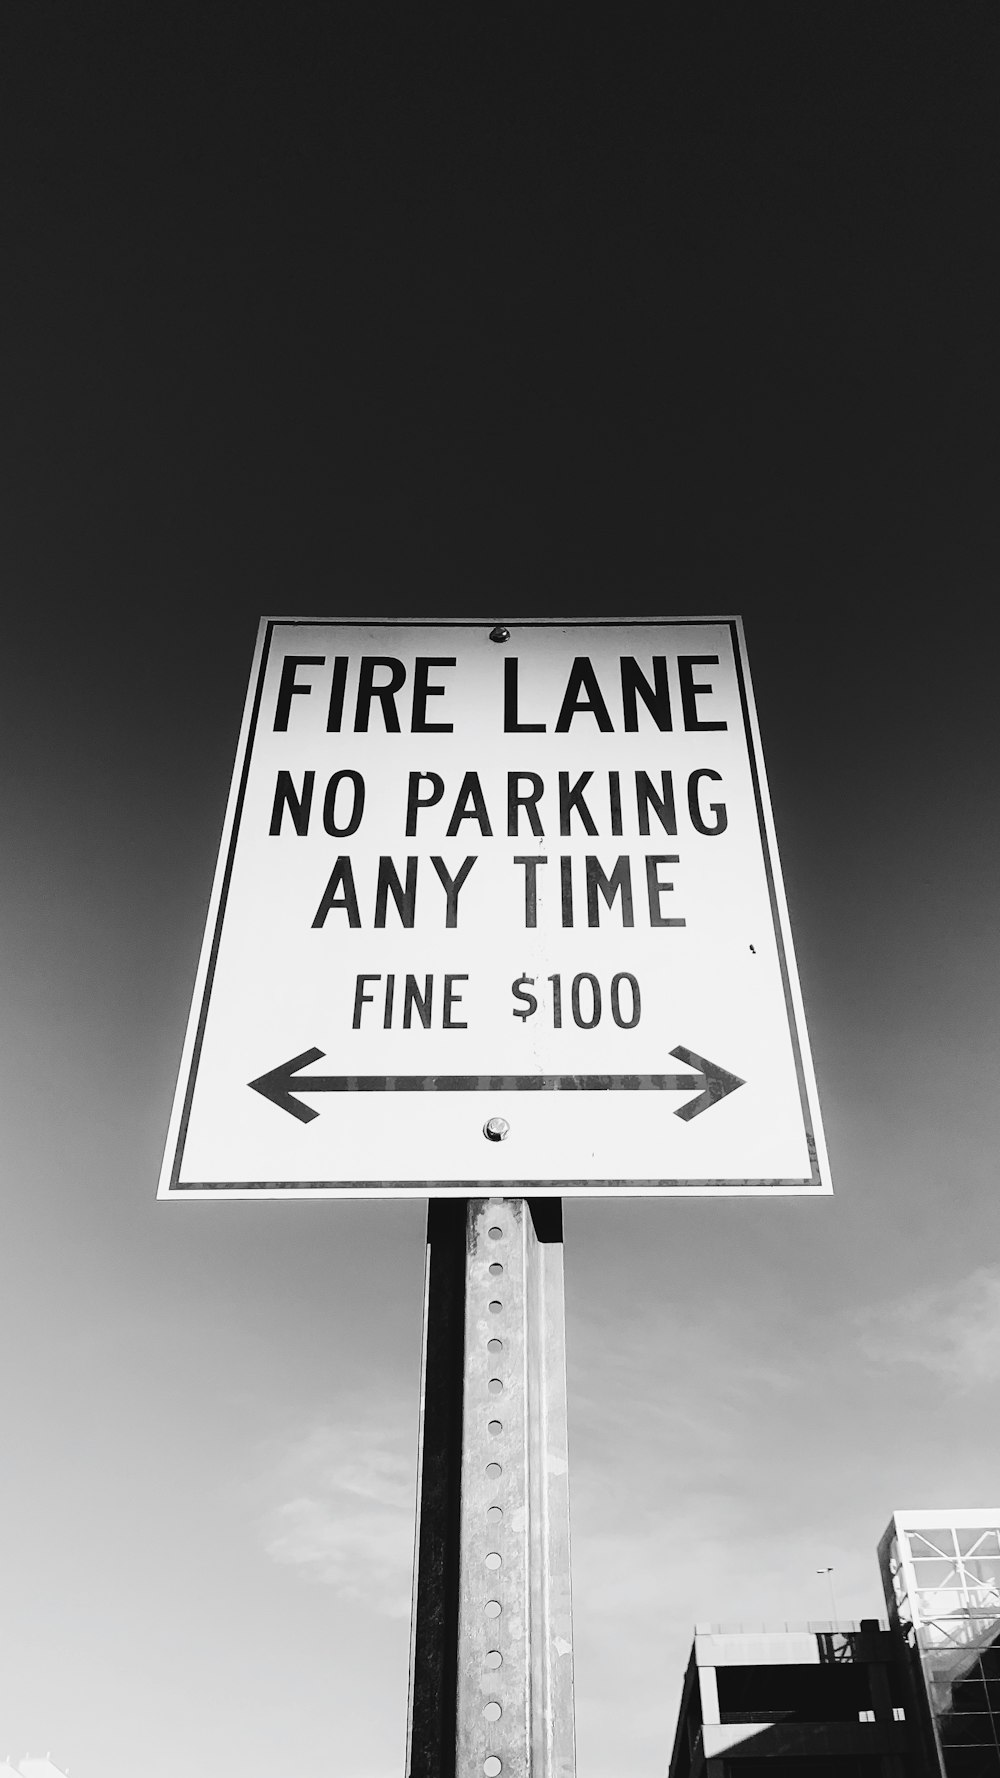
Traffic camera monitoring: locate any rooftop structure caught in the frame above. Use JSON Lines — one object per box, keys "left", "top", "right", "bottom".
{"left": 667, "top": 1619, "right": 911, "bottom": 1778}
{"left": 6, "top": 1763, "right": 70, "bottom": 1777}
{"left": 1, "top": 1764, "right": 69, "bottom": 1777}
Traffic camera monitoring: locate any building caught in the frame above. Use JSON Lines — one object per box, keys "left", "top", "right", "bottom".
{"left": 667, "top": 1620, "right": 912, "bottom": 1778}
{"left": 879, "top": 1509, "right": 1000, "bottom": 1778}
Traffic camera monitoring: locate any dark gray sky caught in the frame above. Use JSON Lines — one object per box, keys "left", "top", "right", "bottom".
{"left": 2, "top": 8, "right": 999, "bottom": 1775}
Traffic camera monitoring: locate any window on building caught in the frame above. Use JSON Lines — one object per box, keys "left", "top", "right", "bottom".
{"left": 725, "top": 1759, "right": 890, "bottom": 1777}
{"left": 716, "top": 1662, "right": 876, "bottom": 1725}
{"left": 942, "top": 1750, "right": 1000, "bottom": 1778}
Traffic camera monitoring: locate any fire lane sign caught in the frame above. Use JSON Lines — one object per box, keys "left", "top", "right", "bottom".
{"left": 158, "top": 618, "right": 831, "bottom": 1198}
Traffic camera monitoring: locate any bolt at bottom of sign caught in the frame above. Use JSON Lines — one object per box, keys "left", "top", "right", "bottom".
{"left": 484, "top": 1118, "right": 510, "bottom": 1143}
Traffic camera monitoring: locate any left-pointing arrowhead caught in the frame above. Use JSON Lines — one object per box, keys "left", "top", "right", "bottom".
{"left": 249, "top": 1047, "right": 326, "bottom": 1123}
{"left": 669, "top": 1045, "right": 745, "bottom": 1121}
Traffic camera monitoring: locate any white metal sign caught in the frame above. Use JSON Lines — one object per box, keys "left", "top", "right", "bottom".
{"left": 159, "top": 618, "right": 830, "bottom": 1197}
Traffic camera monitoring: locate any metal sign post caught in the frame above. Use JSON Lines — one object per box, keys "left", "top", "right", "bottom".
{"left": 407, "top": 1197, "right": 574, "bottom": 1778}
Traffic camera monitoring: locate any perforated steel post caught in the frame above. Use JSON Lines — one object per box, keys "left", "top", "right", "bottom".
{"left": 407, "top": 1198, "right": 576, "bottom": 1778}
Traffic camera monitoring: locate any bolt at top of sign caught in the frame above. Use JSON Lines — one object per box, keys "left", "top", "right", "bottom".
{"left": 158, "top": 617, "right": 830, "bottom": 1198}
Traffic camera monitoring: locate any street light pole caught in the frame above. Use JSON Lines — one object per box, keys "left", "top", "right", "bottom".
{"left": 816, "top": 1565, "right": 839, "bottom": 1622}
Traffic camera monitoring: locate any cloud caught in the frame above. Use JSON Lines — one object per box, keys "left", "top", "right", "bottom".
{"left": 569, "top": 1293, "right": 807, "bottom": 1478}
{"left": 857, "top": 1265, "right": 1000, "bottom": 1388}
{"left": 258, "top": 1404, "right": 416, "bottom": 1618}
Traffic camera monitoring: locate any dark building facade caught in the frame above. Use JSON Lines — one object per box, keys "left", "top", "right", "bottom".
{"left": 667, "top": 1621, "right": 912, "bottom": 1778}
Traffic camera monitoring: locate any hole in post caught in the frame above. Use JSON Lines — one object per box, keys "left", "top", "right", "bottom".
{"left": 486, "top": 1506, "right": 503, "bottom": 1524}
{"left": 485, "top": 1462, "right": 502, "bottom": 1480}
{"left": 487, "top": 1226, "right": 503, "bottom": 1240}
{"left": 488, "top": 1300, "right": 503, "bottom": 1315}
{"left": 484, "top": 1599, "right": 502, "bottom": 1619}
{"left": 484, "top": 1702, "right": 502, "bottom": 1722}
{"left": 487, "top": 1338, "right": 503, "bottom": 1354}
{"left": 485, "top": 1552, "right": 501, "bottom": 1570}
{"left": 488, "top": 1419, "right": 502, "bottom": 1436}
{"left": 484, "top": 1649, "right": 503, "bottom": 1670}
{"left": 488, "top": 1262, "right": 503, "bottom": 1276}
{"left": 488, "top": 1378, "right": 503, "bottom": 1395}
{"left": 484, "top": 1759, "right": 502, "bottom": 1777}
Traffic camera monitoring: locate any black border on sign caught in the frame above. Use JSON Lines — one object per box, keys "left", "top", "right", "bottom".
{"left": 167, "top": 618, "right": 825, "bottom": 1195}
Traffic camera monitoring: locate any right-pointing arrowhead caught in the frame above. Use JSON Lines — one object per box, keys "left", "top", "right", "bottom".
{"left": 669, "top": 1045, "right": 745, "bottom": 1121}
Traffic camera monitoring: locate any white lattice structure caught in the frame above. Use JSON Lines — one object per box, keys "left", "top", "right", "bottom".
{"left": 879, "top": 1508, "right": 1000, "bottom": 1778}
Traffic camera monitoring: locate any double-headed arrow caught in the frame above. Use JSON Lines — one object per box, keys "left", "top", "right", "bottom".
{"left": 249, "top": 1044, "right": 744, "bottom": 1125}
